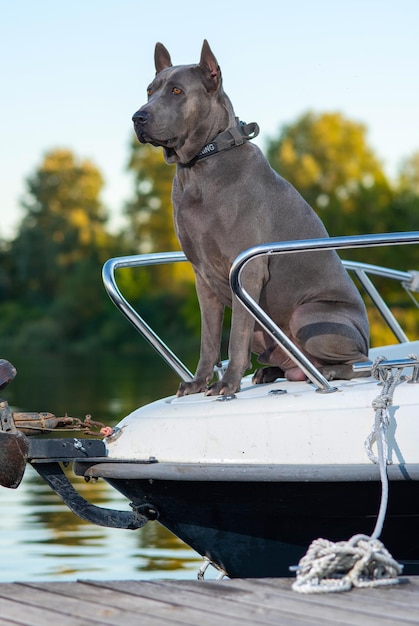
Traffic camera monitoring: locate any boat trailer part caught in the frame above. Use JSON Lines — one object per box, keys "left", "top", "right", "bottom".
{"left": 0, "top": 361, "right": 28, "bottom": 488}
{"left": 0, "top": 382, "right": 110, "bottom": 491}
{"left": 0, "top": 400, "right": 150, "bottom": 528}
{"left": 0, "top": 359, "right": 16, "bottom": 391}
{"left": 6, "top": 411, "right": 109, "bottom": 437}
{"left": 0, "top": 354, "right": 111, "bottom": 492}
{"left": 0, "top": 400, "right": 29, "bottom": 489}
{"left": 2, "top": 433, "right": 150, "bottom": 532}
{"left": 32, "top": 461, "right": 150, "bottom": 530}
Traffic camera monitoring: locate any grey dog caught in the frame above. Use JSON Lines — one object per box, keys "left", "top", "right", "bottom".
{"left": 132, "top": 40, "right": 370, "bottom": 396}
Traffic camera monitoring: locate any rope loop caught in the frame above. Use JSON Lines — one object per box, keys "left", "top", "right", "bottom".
{"left": 371, "top": 355, "right": 387, "bottom": 382}
{"left": 292, "top": 534, "right": 403, "bottom": 593}
{"left": 371, "top": 394, "right": 393, "bottom": 411}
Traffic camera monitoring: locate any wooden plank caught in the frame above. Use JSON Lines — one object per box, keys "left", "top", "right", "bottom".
{"left": 233, "top": 577, "right": 419, "bottom": 625}
{"left": 142, "top": 578, "right": 419, "bottom": 626}
{"left": 0, "top": 618, "right": 38, "bottom": 626}
{"left": 23, "top": 580, "right": 257, "bottom": 626}
{"left": 0, "top": 582, "right": 166, "bottom": 626}
{"left": 0, "top": 577, "right": 419, "bottom": 626}
{"left": 21, "top": 581, "right": 184, "bottom": 626}
{"left": 86, "top": 579, "right": 370, "bottom": 626}
{"left": 86, "top": 579, "right": 288, "bottom": 626}
{"left": 0, "top": 593, "right": 91, "bottom": 626}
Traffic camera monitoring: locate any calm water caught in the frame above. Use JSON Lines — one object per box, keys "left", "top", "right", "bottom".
{"left": 0, "top": 349, "right": 206, "bottom": 582}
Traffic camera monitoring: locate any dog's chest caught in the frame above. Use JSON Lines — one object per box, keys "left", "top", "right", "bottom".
{"left": 173, "top": 171, "right": 222, "bottom": 249}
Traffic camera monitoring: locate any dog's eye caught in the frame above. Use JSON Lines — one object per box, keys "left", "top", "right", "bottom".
{"left": 147, "top": 88, "right": 153, "bottom": 97}
{"left": 172, "top": 87, "right": 183, "bottom": 95}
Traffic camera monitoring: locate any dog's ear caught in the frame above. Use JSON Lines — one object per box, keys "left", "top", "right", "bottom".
{"left": 199, "top": 40, "right": 221, "bottom": 92}
{"left": 154, "top": 43, "right": 172, "bottom": 74}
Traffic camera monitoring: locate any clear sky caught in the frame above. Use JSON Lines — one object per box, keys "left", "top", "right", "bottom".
{"left": 2, "top": 0, "right": 418, "bottom": 239}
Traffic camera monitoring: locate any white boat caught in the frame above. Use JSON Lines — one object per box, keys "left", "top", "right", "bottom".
{"left": 1, "top": 232, "right": 419, "bottom": 578}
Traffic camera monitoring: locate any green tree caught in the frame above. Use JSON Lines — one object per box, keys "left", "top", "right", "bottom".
{"left": 398, "top": 151, "right": 419, "bottom": 196}
{"left": 382, "top": 151, "right": 419, "bottom": 269}
{"left": 2, "top": 148, "right": 122, "bottom": 352}
{"left": 126, "top": 141, "right": 178, "bottom": 253}
{"left": 12, "top": 149, "right": 111, "bottom": 302}
{"left": 125, "top": 139, "right": 194, "bottom": 290}
{"left": 266, "top": 111, "right": 391, "bottom": 235}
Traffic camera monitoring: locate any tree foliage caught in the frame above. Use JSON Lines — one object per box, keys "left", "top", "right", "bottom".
{"left": 125, "top": 141, "right": 177, "bottom": 253}
{"left": 266, "top": 111, "right": 392, "bottom": 235}
{"left": 266, "top": 111, "right": 419, "bottom": 279}
{"left": 398, "top": 151, "right": 419, "bottom": 195}
{"left": 1, "top": 149, "right": 123, "bottom": 352}
{"left": 125, "top": 139, "right": 195, "bottom": 291}
{"left": 12, "top": 149, "right": 112, "bottom": 302}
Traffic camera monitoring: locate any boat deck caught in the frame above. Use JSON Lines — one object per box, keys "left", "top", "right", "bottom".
{"left": 0, "top": 576, "right": 418, "bottom": 625}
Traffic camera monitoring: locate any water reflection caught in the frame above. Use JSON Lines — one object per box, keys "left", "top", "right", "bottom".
{"left": 4, "top": 348, "right": 185, "bottom": 423}
{"left": 0, "top": 349, "right": 203, "bottom": 581}
{"left": 0, "top": 466, "right": 202, "bottom": 582}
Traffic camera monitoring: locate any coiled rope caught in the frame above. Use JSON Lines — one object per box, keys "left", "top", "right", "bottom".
{"left": 292, "top": 356, "right": 406, "bottom": 593}
{"left": 291, "top": 534, "right": 403, "bottom": 593}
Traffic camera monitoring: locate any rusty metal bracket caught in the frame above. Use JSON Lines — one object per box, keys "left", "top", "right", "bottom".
{"left": 0, "top": 400, "right": 29, "bottom": 489}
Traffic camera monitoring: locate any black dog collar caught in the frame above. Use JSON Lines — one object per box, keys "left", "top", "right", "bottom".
{"left": 194, "top": 118, "right": 260, "bottom": 162}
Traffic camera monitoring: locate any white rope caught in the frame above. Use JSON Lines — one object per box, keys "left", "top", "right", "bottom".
{"left": 292, "top": 534, "right": 403, "bottom": 593}
{"left": 292, "top": 357, "right": 404, "bottom": 593}
{"left": 368, "top": 357, "right": 403, "bottom": 540}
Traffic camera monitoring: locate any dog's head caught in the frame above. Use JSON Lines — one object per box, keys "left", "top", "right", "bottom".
{"left": 132, "top": 40, "right": 234, "bottom": 165}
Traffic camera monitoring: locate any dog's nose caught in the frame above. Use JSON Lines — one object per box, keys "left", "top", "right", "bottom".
{"left": 132, "top": 110, "right": 149, "bottom": 125}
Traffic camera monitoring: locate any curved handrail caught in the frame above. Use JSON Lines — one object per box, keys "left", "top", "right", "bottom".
{"left": 102, "top": 232, "right": 419, "bottom": 391}
{"left": 229, "top": 231, "right": 419, "bottom": 391}
{"left": 340, "top": 260, "right": 412, "bottom": 343}
{"left": 102, "top": 252, "right": 193, "bottom": 382}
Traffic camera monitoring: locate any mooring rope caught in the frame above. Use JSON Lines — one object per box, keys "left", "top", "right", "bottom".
{"left": 292, "top": 357, "right": 405, "bottom": 593}
{"left": 291, "top": 534, "right": 403, "bottom": 593}
{"left": 368, "top": 356, "right": 403, "bottom": 540}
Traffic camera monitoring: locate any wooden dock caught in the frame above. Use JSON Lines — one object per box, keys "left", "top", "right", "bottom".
{"left": 0, "top": 576, "right": 418, "bottom": 625}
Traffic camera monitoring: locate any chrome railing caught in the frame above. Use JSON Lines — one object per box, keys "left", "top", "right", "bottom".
{"left": 103, "top": 232, "right": 419, "bottom": 391}
{"left": 102, "top": 252, "right": 194, "bottom": 382}
{"left": 230, "top": 232, "right": 419, "bottom": 391}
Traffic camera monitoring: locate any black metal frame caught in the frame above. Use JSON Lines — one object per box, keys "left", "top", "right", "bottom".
{"left": 27, "top": 437, "right": 149, "bottom": 529}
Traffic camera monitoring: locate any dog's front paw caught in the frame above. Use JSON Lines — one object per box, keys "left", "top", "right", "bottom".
{"left": 177, "top": 379, "right": 208, "bottom": 397}
{"left": 204, "top": 380, "right": 240, "bottom": 396}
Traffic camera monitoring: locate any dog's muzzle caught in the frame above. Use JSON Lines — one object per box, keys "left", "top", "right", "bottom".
{"left": 132, "top": 109, "right": 177, "bottom": 151}
{"left": 132, "top": 109, "right": 149, "bottom": 143}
